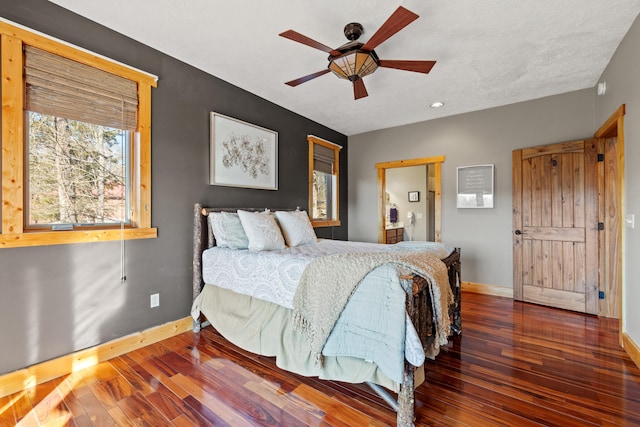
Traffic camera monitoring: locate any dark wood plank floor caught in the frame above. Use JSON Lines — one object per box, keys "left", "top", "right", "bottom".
{"left": 2, "top": 292, "right": 640, "bottom": 426}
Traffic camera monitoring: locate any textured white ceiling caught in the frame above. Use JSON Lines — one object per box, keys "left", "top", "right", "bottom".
{"left": 48, "top": 0, "right": 640, "bottom": 136}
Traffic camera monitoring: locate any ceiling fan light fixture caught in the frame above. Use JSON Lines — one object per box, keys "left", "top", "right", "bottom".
{"left": 279, "top": 6, "right": 433, "bottom": 100}
{"left": 329, "top": 50, "right": 379, "bottom": 82}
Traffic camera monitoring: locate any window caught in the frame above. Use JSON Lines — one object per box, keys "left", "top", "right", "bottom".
{"left": 1, "top": 20, "right": 157, "bottom": 248}
{"left": 308, "top": 135, "right": 341, "bottom": 227}
{"left": 27, "top": 114, "right": 130, "bottom": 227}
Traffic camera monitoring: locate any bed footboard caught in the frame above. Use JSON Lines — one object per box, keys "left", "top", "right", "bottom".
{"left": 444, "top": 248, "right": 462, "bottom": 335}
{"left": 407, "top": 248, "right": 461, "bottom": 424}
{"left": 376, "top": 249, "right": 461, "bottom": 426}
{"left": 408, "top": 248, "right": 461, "bottom": 351}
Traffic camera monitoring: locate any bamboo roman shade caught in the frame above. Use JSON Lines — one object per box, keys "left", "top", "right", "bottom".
{"left": 24, "top": 45, "right": 138, "bottom": 131}
{"left": 313, "top": 143, "right": 335, "bottom": 174}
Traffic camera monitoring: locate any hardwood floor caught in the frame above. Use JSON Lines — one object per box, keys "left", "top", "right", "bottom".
{"left": 1, "top": 292, "right": 639, "bottom": 426}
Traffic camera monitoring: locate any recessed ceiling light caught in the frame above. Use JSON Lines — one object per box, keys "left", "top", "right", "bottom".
{"left": 430, "top": 101, "right": 444, "bottom": 108}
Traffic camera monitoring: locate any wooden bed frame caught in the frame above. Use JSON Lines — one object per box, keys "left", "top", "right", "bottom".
{"left": 192, "top": 203, "right": 461, "bottom": 426}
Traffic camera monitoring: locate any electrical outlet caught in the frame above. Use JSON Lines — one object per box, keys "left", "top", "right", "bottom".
{"left": 150, "top": 293, "right": 159, "bottom": 308}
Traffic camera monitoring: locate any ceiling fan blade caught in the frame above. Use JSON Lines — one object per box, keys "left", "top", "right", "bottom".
{"left": 279, "top": 30, "right": 342, "bottom": 56}
{"left": 353, "top": 78, "right": 369, "bottom": 100}
{"left": 378, "top": 60, "right": 436, "bottom": 74}
{"left": 361, "top": 6, "right": 419, "bottom": 51}
{"left": 285, "top": 69, "right": 331, "bottom": 87}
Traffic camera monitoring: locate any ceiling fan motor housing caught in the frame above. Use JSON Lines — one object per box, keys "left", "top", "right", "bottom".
{"left": 344, "top": 22, "right": 364, "bottom": 41}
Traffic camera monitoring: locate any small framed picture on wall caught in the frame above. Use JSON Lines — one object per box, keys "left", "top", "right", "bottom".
{"left": 408, "top": 191, "right": 420, "bottom": 202}
{"left": 456, "top": 164, "right": 494, "bottom": 208}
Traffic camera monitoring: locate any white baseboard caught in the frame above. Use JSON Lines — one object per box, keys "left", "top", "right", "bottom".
{"left": 0, "top": 316, "right": 193, "bottom": 398}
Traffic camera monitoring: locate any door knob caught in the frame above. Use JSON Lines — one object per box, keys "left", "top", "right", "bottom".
{"left": 515, "top": 230, "right": 522, "bottom": 235}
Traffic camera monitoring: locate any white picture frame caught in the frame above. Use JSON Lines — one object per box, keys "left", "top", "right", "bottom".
{"left": 210, "top": 112, "right": 278, "bottom": 190}
{"left": 457, "top": 164, "right": 494, "bottom": 208}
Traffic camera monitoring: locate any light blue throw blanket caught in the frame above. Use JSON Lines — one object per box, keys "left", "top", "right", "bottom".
{"left": 322, "top": 264, "right": 415, "bottom": 383}
{"left": 292, "top": 248, "right": 452, "bottom": 383}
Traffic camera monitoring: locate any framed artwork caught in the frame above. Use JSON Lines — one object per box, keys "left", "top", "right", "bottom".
{"left": 457, "top": 164, "right": 494, "bottom": 208}
{"left": 408, "top": 191, "right": 420, "bottom": 202}
{"left": 210, "top": 112, "right": 278, "bottom": 190}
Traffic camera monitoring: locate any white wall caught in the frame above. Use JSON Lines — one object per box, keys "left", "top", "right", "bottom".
{"left": 595, "top": 13, "right": 640, "bottom": 344}
{"left": 348, "top": 90, "right": 594, "bottom": 289}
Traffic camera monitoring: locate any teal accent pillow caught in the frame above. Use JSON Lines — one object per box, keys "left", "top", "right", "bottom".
{"left": 221, "top": 211, "right": 249, "bottom": 249}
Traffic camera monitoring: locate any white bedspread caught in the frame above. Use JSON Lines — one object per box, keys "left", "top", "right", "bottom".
{"left": 200, "top": 239, "right": 453, "bottom": 382}
{"left": 202, "top": 239, "right": 453, "bottom": 309}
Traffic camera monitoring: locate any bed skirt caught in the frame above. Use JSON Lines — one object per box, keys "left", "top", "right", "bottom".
{"left": 192, "top": 283, "right": 427, "bottom": 393}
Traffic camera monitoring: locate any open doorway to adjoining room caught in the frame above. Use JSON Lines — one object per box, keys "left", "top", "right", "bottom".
{"left": 375, "top": 156, "right": 445, "bottom": 244}
{"left": 384, "top": 165, "right": 436, "bottom": 242}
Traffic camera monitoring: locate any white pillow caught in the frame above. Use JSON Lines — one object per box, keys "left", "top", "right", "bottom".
{"left": 275, "top": 210, "right": 317, "bottom": 247}
{"left": 237, "top": 210, "right": 286, "bottom": 251}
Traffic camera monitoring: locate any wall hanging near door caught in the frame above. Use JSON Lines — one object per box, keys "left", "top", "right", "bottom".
{"left": 457, "top": 164, "right": 494, "bottom": 208}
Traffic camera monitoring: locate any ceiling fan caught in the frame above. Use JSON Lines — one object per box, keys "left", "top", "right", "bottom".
{"left": 279, "top": 6, "right": 436, "bottom": 100}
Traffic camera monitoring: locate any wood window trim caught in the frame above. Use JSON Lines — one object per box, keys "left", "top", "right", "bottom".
{"left": 0, "top": 20, "right": 158, "bottom": 249}
{"left": 308, "top": 135, "right": 341, "bottom": 228}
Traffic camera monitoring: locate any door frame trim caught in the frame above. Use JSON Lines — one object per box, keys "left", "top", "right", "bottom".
{"left": 594, "top": 104, "right": 625, "bottom": 341}
{"left": 512, "top": 149, "right": 523, "bottom": 301}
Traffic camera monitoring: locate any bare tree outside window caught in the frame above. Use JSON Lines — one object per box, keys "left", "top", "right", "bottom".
{"left": 312, "top": 170, "right": 331, "bottom": 220}
{"left": 27, "top": 112, "right": 129, "bottom": 226}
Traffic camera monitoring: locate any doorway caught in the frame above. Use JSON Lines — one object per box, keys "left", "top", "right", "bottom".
{"left": 512, "top": 139, "right": 599, "bottom": 314}
{"left": 512, "top": 105, "right": 624, "bottom": 319}
{"left": 385, "top": 165, "right": 435, "bottom": 242}
{"left": 376, "top": 156, "right": 445, "bottom": 244}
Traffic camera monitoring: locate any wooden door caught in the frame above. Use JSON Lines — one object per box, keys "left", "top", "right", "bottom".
{"left": 513, "top": 140, "right": 599, "bottom": 314}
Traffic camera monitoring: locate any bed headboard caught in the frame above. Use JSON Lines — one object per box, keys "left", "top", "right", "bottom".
{"left": 192, "top": 203, "right": 299, "bottom": 301}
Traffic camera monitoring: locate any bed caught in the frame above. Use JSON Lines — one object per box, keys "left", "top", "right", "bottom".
{"left": 191, "top": 204, "right": 461, "bottom": 426}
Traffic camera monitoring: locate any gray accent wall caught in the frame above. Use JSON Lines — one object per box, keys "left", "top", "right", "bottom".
{"left": 596, "top": 13, "right": 640, "bottom": 346}
{"left": 348, "top": 90, "right": 595, "bottom": 289}
{"left": 0, "top": 0, "right": 347, "bottom": 375}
